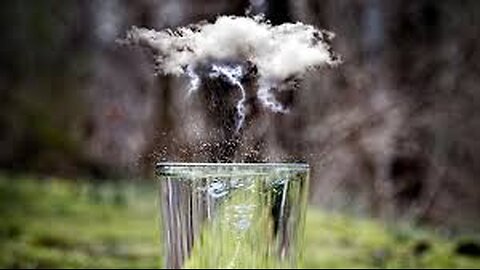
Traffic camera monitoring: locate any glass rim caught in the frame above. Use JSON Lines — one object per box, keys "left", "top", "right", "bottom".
{"left": 155, "top": 162, "right": 309, "bottom": 169}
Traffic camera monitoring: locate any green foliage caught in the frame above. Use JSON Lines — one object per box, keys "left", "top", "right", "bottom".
{"left": 303, "top": 212, "right": 480, "bottom": 269}
{"left": 0, "top": 174, "right": 479, "bottom": 268}
{"left": 0, "top": 175, "right": 161, "bottom": 268}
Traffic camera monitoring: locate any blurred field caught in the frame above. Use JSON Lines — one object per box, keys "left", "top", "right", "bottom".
{"left": 0, "top": 174, "right": 479, "bottom": 269}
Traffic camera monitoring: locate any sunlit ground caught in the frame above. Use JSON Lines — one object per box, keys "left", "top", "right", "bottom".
{"left": 0, "top": 174, "right": 479, "bottom": 268}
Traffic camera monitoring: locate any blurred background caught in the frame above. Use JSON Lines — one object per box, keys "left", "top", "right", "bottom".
{"left": 1, "top": 0, "right": 480, "bottom": 268}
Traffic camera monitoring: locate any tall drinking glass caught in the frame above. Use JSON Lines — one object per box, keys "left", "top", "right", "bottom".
{"left": 156, "top": 163, "right": 310, "bottom": 269}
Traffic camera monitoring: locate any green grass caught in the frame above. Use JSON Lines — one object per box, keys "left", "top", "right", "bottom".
{"left": 0, "top": 175, "right": 160, "bottom": 268}
{"left": 0, "top": 174, "right": 479, "bottom": 268}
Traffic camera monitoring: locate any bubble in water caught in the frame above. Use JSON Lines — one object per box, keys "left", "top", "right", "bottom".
{"left": 208, "top": 179, "right": 229, "bottom": 198}
{"left": 225, "top": 204, "right": 256, "bottom": 232}
{"left": 271, "top": 178, "right": 286, "bottom": 190}
{"left": 230, "top": 177, "right": 254, "bottom": 189}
